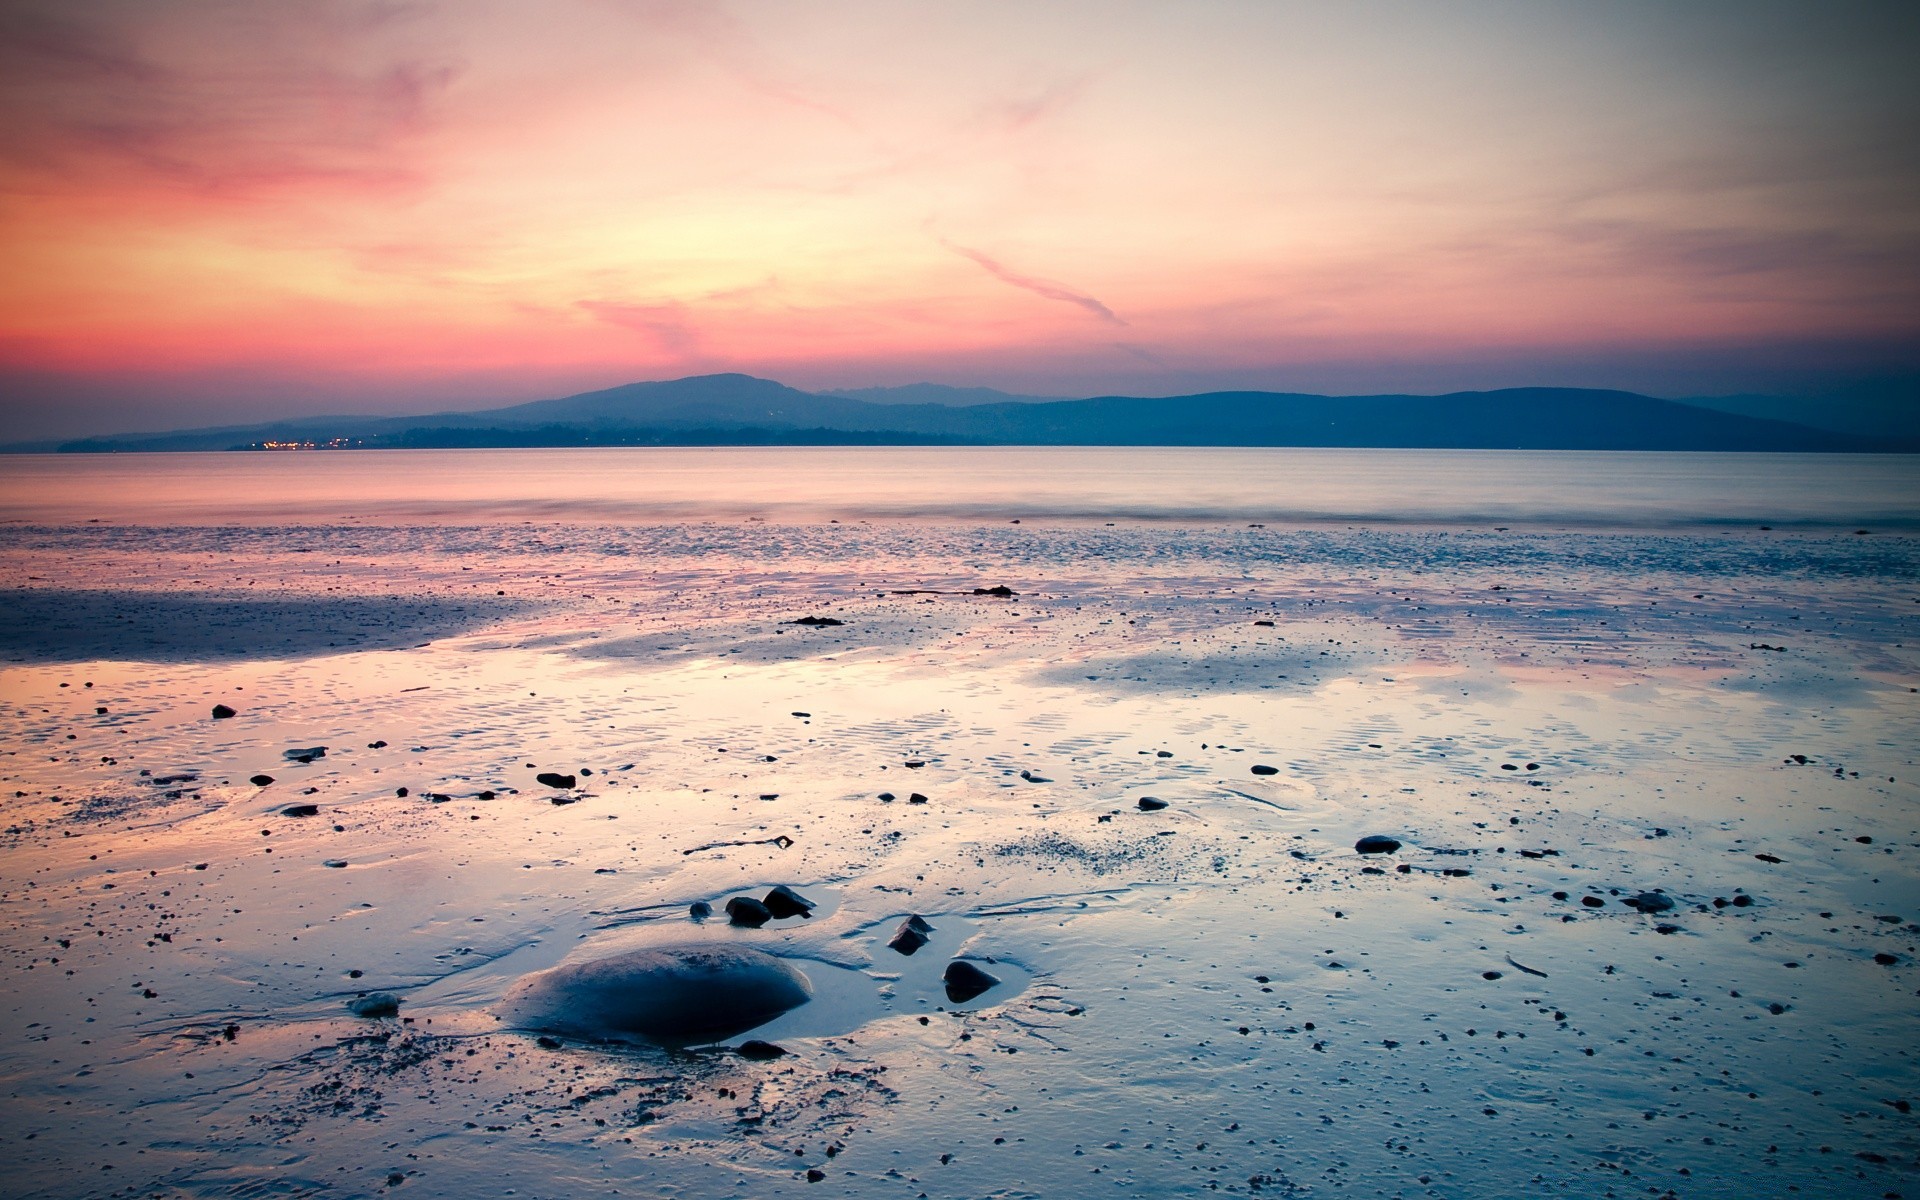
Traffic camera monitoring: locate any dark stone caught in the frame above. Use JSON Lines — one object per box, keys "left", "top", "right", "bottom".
{"left": 806, "top": 1168, "right": 826, "bottom": 1183}
{"left": 908, "top": 793, "right": 928, "bottom": 804}
{"left": 1137, "top": 796, "right": 1168, "bottom": 811}
{"left": 348, "top": 992, "right": 400, "bottom": 1018}
{"left": 211, "top": 704, "right": 236, "bottom": 719}
{"left": 250, "top": 774, "right": 275, "bottom": 787}
{"left": 790, "top": 616, "right": 844, "bottom": 626}
{"left": 762, "top": 885, "right": 816, "bottom": 919}
{"left": 536, "top": 1035, "right": 562, "bottom": 1049}
{"left": 1354, "top": 836, "right": 1401, "bottom": 855}
{"left": 536, "top": 772, "right": 576, "bottom": 789}
{"left": 1731, "top": 894, "right": 1754, "bottom": 907}
{"left": 972, "top": 585, "right": 1015, "bottom": 597}
{"left": 280, "top": 803, "right": 320, "bottom": 818}
{"left": 550, "top": 795, "right": 577, "bottom": 805}
{"left": 501, "top": 944, "right": 812, "bottom": 1043}
{"left": 323, "top": 859, "right": 348, "bottom": 868}
{"left": 1250, "top": 764, "right": 1279, "bottom": 776}
{"left": 737, "top": 1039, "right": 788, "bottom": 1060}
{"left": 888, "top": 915, "right": 934, "bottom": 956}
{"left": 943, "top": 959, "right": 1000, "bottom": 1003}
{"left": 1623, "top": 891, "right": 1675, "bottom": 913}
{"left": 1581, "top": 895, "right": 1605, "bottom": 908}
{"left": 726, "top": 896, "right": 773, "bottom": 927}
{"left": 1875, "top": 952, "right": 1899, "bottom": 965}
{"left": 877, "top": 792, "right": 895, "bottom": 801}
{"left": 283, "top": 746, "right": 327, "bottom": 763}
{"left": 689, "top": 900, "right": 713, "bottom": 920}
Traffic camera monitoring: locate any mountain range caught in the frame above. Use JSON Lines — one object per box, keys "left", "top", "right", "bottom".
{"left": 20, "top": 373, "right": 1912, "bottom": 453}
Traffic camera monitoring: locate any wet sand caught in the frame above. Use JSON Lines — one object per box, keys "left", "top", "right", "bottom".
{"left": 0, "top": 519, "right": 1915, "bottom": 1198}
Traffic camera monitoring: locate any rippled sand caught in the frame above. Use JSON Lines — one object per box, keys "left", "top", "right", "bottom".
{"left": 1, "top": 521, "right": 1915, "bottom": 1199}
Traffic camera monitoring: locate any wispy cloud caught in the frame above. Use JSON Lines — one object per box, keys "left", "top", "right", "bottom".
{"left": 576, "top": 299, "right": 701, "bottom": 357}
{"left": 940, "top": 239, "right": 1125, "bottom": 326}
{"left": 0, "top": 1, "right": 460, "bottom": 200}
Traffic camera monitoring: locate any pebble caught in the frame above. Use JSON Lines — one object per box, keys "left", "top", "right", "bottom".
{"left": 211, "top": 704, "right": 236, "bottom": 719}
{"left": 1354, "top": 835, "right": 1402, "bottom": 854}
{"left": 889, "top": 915, "right": 934, "bottom": 955}
{"left": 536, "top": 771, "right": 576, "bottom": 789}
{"left": 348, "top": 992, "right": 400, "bottom": 1018}
{"left": 737, "top": 1039, "right": 788, "bottom": 1060}
{"left": 943, "top": 959, "right": 1000, "bottom": 1003}
{"left": 762, "top": 885, "right": 816, "bottom": 919}
{"left": 1623, "top": 891, "right": 1676, "bottom": 914}
{"left": 1137, "top": 796, "right": 1168, "bottom": 811}
{"left": 726, "top": 897, "right": 773, "bottom": 927}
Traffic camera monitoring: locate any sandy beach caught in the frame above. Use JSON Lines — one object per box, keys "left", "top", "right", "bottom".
{"left": 1, "top": 492, "right": 1915, "bottom": 1199}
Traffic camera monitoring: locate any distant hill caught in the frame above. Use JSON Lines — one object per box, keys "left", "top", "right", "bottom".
{"left": 27, "top": 373, "right": 1911, "bottom": 452}
{"left": 820, "top": 383, "right": 1065, "bottom": 406}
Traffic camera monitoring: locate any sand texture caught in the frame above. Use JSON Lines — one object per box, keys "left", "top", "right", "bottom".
{"left": 0, "top": 517, "right": 1915, "bottom": 1199}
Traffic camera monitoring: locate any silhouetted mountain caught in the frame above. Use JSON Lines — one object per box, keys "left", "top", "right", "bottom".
{"left": 26, "top": 374, "right": 1910, "bottom": 452}
{"left": 821, "top": 383, "right": 1064, "bottom": 406}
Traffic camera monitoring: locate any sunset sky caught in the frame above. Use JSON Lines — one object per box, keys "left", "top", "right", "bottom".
{"left": 2, "top": 0, "right": 1916, "bottom": 440}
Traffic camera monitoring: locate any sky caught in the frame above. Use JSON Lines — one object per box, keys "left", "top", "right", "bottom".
{"left": 1, "top": 0, "right": 1916, "bottom": 441}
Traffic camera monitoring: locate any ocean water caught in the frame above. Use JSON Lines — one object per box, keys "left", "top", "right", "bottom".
{"left": 0, "top": 445, "right": 1915, "bottom": 526}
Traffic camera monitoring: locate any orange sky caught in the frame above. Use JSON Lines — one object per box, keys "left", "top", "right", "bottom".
{"left": 1, "top": 1, "right": 1916, "bottom": 438}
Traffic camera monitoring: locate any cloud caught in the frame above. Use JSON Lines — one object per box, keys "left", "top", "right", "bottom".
{"left": 940, "top": 239, "right": 1125, "bottom": 325}
{"left": 576, "top": 299, "right": 701, "bottom": 357}
{"left": 0, "top": 1, "right": 462, "bottom": 201}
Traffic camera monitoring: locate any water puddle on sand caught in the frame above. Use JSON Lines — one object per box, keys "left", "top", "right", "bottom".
{"left": 0, "top": 522, "right": 1915, "bottom": 1198}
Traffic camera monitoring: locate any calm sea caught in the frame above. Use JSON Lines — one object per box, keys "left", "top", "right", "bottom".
{"left": 0, "top": 447, "right": 1914, "bottom": 528}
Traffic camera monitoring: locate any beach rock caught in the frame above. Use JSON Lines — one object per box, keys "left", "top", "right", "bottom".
{"left": 1250, "top": 764, "right": 1279, "bottom": 776}
{"left": 689, "top": 901, "right": 713, "bottom": 920}
{"left": 1137, "top": 796, "right": 1168, "bottom": 811}
{"left": 972, "top": 585, "right": 1016, "bottom": 597}
{"left": 283, "top": 746, "right": 327, "bottom": 763}
{"left": 1581, "top": 895, "right": 1605, "bottom": 908}
{"left": 943, "top": 959, "right": 1000, "bottom": 1003}
{"left": 888, "top": 915, "right": 934, "bottom": 955}
{"left": 762, "top": 885, "right": 816, "bottom": 919}
{"left": 211, "top": 704, "right": 236, "bottom": 719}
{"left": 726, "top": 896, "right": 773, "bottom": 927}
{"left": 1354, "top": 835, "right": 1402, "bottom": 854}
{"left": 323, "top": 859, "right": 348, "bottom": 868}
{"left": 790, "top": 616, "right": 844, "bottom": 627}
{"left": 250, "top": 774, "right": 275, "bottom": 787}
{"left": 536, "top": 771, "right": 576, "bottom": 789}
{"left": 1622, "top": 891, "right": 1675, "bottom": 914}
{"left": 500, "top": 943, "right": 811, "bottom": 1043}
{"left": 280, "top": 803, "right": 320, "bottom": 818}
{"left": 348, "top": 992, "right": 400, "bottom": 1018}
{"left": 908, "top": 793, "right": 928, "bottom": 804}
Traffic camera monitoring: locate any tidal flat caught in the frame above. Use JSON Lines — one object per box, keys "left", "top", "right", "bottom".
{"left": 0, "top": 515, "right": 1915, "bottom": 1199}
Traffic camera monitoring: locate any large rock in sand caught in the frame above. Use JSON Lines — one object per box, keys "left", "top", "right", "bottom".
{"left": 500, "top": 943, "right": 812, "bottom": 1044}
